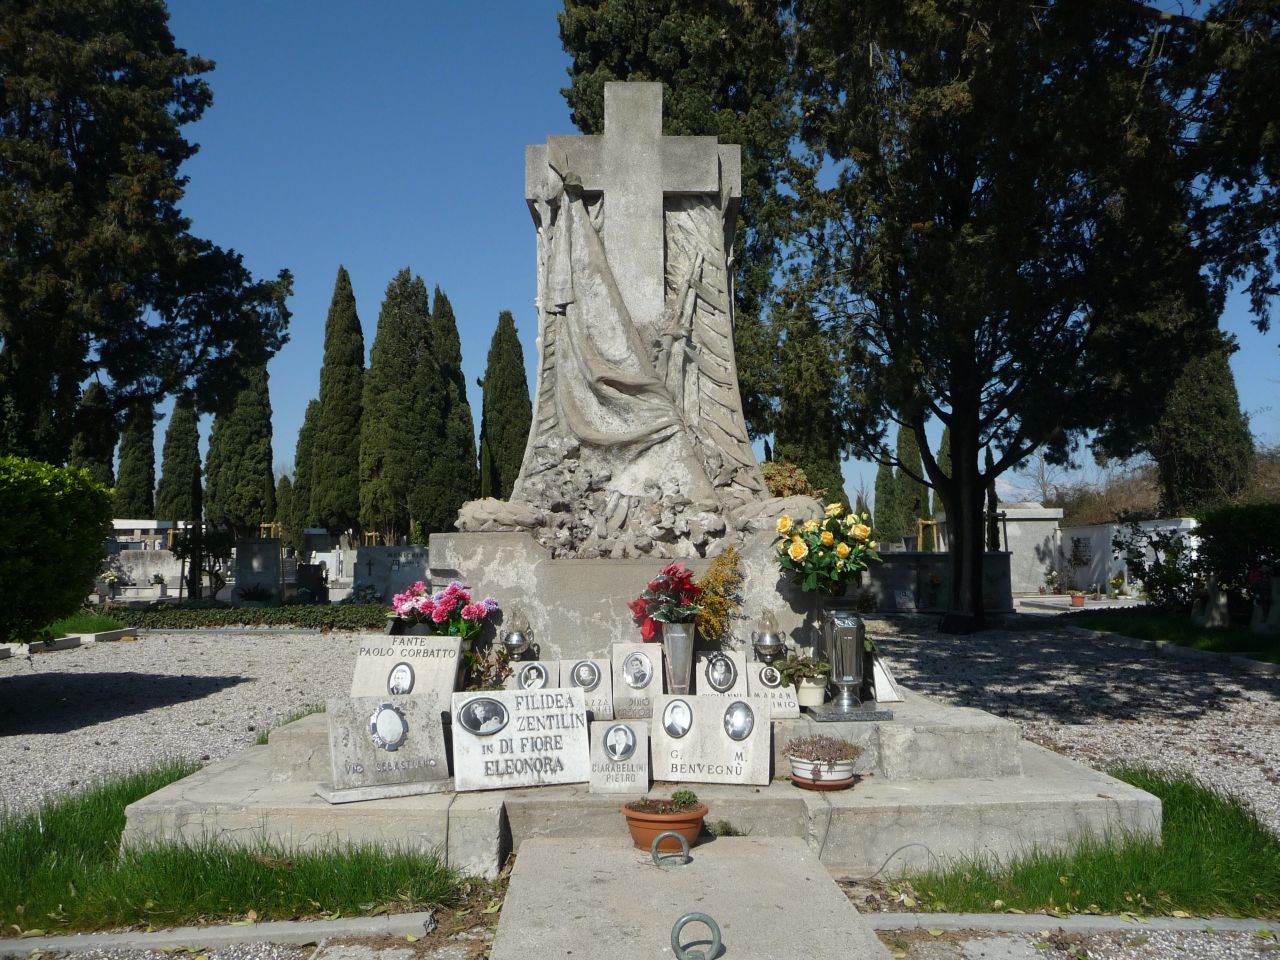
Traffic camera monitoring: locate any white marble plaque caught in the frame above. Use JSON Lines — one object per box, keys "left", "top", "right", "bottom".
{"left": 451, "top": 688, "right": 590, "bottom": 791}
{"left": 745, "top": 660, "right": 801, "bottom": 719}
{"left": 893, "top": 589, "right": 916, "bottom": 611}
{"left": 325, "top": 694, "right": 450, "bottom": 792}
{"left": 696, "top": 651, "right": 749, "bottom": 697}
{"left": 560, "top": 658, "right": 614, "bottom": 720}
{"left": 611, "top": 643, "right": 662, "bottom": 719}
{"left": 649, "top": 694, "right": 771, "bottom": 786}
{"left": 872, "top": 654, "right": 905, "bottom": 703}
{"left": 589, "top": 719, "right": 650, "bottom": 794}
{"left": 350, "top": 634, "right": 461, "bottom": 700}
{"left": 505, "top": 660, "right": 561, "bottom": 691}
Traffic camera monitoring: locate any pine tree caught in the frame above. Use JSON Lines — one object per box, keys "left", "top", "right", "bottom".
{"left": 114, "top": 402, "right": 155, "bottom": 518}
{"left": 773, "top": 297, "right": 846, "bottom": 506}
{"left": 478, "top": 311, "right": 532, "bottom": 500}
{"left": 67, "top": 383, "right": 117, "bottom": 487}
{"left": 310, "top": 266, "right": 365, "bottom": 535}
{"left": 937, "top": 427, "right": 952, "bottom": 479}
{"left": 361, "top": 269, "right": 433, "bottom": 542}
{"left": 415, "top": 288, "right": 477, "bottom": 534}
{"left": 275, "top": 474, "right": 294, "bottom": 549}
{"left": 290, "top": 399, "right": 320, "bottom": 552}
{"left": 155, "top": 396, "right": 201, "bottom": 522}
{"left": 1148, "top": 348, "right": 1254, "bottom": 515}
{"left": 873, "top": 462, "right": 903, "bottom": 543}
{"left": 205, "top": 364, "right": 275, "bottom": 540}
{"left": 895, "top": 426, "right": 931, "bottom": 546}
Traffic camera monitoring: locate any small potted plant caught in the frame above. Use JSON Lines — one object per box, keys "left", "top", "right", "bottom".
{"left": 622, "top": 789, "right": 706, "bottom": 851}
{"left": 777, "top": 652, "right": 831, "bottom": 709}
{"left": 389, "top": 580, "right": 500, "bottom": 642}
{"left": 784, "top": 734, "right": 863, "bottom": 790}
{"left": 150, "top": 572, "right": 167, "bottom": 597}
{"left": 1069, "top": 590, "right": 1085, "bottom": 608}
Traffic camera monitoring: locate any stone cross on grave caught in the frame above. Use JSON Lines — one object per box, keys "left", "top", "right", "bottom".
{"left": 525, "top": 82, "right": 741, "bottom": 333}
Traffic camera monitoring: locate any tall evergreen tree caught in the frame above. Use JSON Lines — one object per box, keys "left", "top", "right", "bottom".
{"left": 361, "top": 269, "right": 433, "bottom": 542}
{"left": 290, "top": 399, "right": 320, "bottom": 551}
{"left": 478, "top": 311, "right": 533, "bottom": 501}
{"left": 114, "top": 402, "right": 155, "bottom": 518}
{"left": 773, "top": 297, "right": 846, "bottom": 506}
{"left": 873, "top": 461, "right": 903, "bottom": 543}
{"left": 205, "top": 364, "right": 275, "bottom": 540}
{"left": 415, "top": 288, "right": 477, "bottom": 534}
{"left": 275, "top": 475, "right": 294, "bottom": 549}
{"left": 985, "top": 448, "right": 1000, "bottom": 551}
{"left": 309, "top": 267, "right": 365, "bottom": 535}
{"left": 854, "top": 491, "right": 871, "bottom": 519}
{"left": 937, "top": 427, "right": 952, "bottom": 479}
{"left": 895, "top": 426, "right": 931, "bottom": 545}
{"left": 1148, "top": 347, "right": 1255, "bottom": 514}
{"left": 68, "top": 383, "right": 117, "bottom": 487}
{"left": 155, "top": 396, "right": 201, "bottom": 522}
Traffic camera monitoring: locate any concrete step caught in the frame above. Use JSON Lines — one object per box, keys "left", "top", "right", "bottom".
{"left": 490, "top": 836, "right": 891, "bottom": 960}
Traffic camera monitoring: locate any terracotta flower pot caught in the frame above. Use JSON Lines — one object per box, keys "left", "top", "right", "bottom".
{"left": 621, "top": 801, "right": 707, "bottom": 851}
{"left": 1070, "top": 594, "right": 1085, "bottom": 608}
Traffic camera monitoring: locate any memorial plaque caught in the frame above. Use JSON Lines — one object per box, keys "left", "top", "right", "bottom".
{"left": 560, "top": 658, "right": 614, "bottom": 720}
{"left": 611, "top": 643, "right": 662, "bottom": 719}
{"left": 324, "top": 694, "right": 450, "bottom": 796}
{"left": 649, "top": 694, "right": 771, "bottom": 786}
{"left": 451, "top": 689, "right": 590, "bottom": 791}
{"left": 745, "top": 660, "right": 801, "bottom": 719}
{"left": 350, "top": 634, "right": 461, "bottom": 700}
{"left": 589, "top": 720, "right": 650, "bottom": 794}
{"left": 505, "top": 660, "right": 561, "bottom": 691}
{"left": 696, "top": 651, "right": 749, "bottom": 697}
{"left": 893, "top": 589, "right": 916, "bottom": 612}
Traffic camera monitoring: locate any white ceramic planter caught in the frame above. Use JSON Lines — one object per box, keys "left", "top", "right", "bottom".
{"left": 795, "top": 678, "right": 826, "bottom": 708}
{"left": 788, "top": 756, "right": 856, "bottom": 782}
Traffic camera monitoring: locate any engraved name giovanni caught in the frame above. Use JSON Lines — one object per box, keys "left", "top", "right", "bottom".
{"left": 479, "top": 692, "right": 586, "bottom": 777}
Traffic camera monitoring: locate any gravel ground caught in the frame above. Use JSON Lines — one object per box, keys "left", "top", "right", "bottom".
{"left": 882, "top": 928, "right": 1280, "bottom": 959}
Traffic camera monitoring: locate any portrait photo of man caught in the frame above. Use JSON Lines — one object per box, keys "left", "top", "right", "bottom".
{"left": 704, "top": 653, "right": 736, "bottom": 693}
{"left": 662, "top": 699, "right": 692, "bottom": 739}
{"left": 387, "top": 662, "right": 415, "bottom": 695}
{"left": 571, "top": 660, "right": 601, "bottom": 692}
{"left": 602, "top": 723, "right": 637, "bottom": 762}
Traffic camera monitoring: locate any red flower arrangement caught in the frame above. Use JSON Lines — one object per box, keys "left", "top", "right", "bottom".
{"left": 629, "top": 562, "right": 703, "bottom": 642}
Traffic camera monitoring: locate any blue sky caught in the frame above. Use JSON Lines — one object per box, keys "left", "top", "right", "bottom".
{"left": 164, "top": 0, "right": 1277, "bottom": 506}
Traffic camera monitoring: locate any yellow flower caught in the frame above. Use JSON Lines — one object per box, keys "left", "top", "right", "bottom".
{"left": 778, "top": 515, "right": 795, "bottom": 536}
{"left": 851, "top": 523, "right": 871, "bottom": 541}
{"left": 787, "top": 538, "right": 809, "bottom": 563}
{"left": 824, "top": 502, "right": 844, "bottom": 518}
{"left": 803, "top": 518, "right": 820, "bottom": 533}
{"left": 835, "top": 542, "right": 851, "bottom": 559}
{"left": 868, "top": 540, "right": 878, "bottom": 550}
{"left": 821, "top": 530, "right": 834, "bottom": 547}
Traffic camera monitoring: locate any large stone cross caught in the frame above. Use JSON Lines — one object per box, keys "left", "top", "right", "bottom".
{"left": 526, "top": 82, "right": 740, "bottom": 331}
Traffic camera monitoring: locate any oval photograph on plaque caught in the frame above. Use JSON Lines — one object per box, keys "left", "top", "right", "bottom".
{"left": 387, "top": 662, "right": 415, "bottom": 695}
{"left": 458, "top": 697, "right": 509, "bottom": 736}
{"left": 622, "top": 651, "right": 653, "bottom": 689}
{"left": 369, "top": 703, "right": 409, "bottom": 751}
{"left": 571, "top": 659, "right": 601, "bottom": 692}
{"left": 662, "top": 699, "right": 693, "bottom": 739}
{"left": 704, "top": 652, "right": 736, "bottom": 693}
{"left": 758, "top": 665, "right": 782, "bottom": 689}
{"left": 518, "top": 662, "right": 549, "bottom": 689}
{"left": 603, "top": 722, "right": 637, "bottom": 762}
{"left": 723, "top": 701, "right": 754, "bottom": 741}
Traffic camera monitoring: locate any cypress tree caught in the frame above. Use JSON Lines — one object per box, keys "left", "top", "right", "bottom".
{"left": 114, "top": 402, "right": 156, "bottom": 518}
{"left": 290, "top": 399, "right": 320, "bottom": 551}
{"left": 985, "top": 448, "right": 1000, "bottom": 551}
{"left": 361, "top": 269, "right": 433, "bottom": 542}
{"left": 1148, "top": 348, "right": 1254, "bottom": 515}
{"left": 415, "top": 288, "right": 478, "bottom": 534}
{"left": 155, "top": 396, "right": 201, "bottom": 522}
{"left": 310, "top": 266, "right": 365, "bottom": 535}
{"left": 205, "top": 364, "right": 275, "bottom": 540}
{"left": 275, "top": 475, "right": 294, "bottom": 549}
{"left": 773, "top": 297, "right": 846, "bottom": 506}
{"left": 937, "top": 427, "right": 952, "bottom": 479}
{"left": 68, "top": 383, "right": 117, "bottom": 487}
{"left": 478, "top": 311, "right": 532, "bottom": 500}
{"left": 895, "top": 426, "right": 931, "bottom": 546}
{"left": 873, "top": 461, "right": 903, "bottom": 543}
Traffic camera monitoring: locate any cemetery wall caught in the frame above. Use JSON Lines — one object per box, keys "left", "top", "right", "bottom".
{"left": 1059, "top": 517, "right": 1197, "bottom": 592}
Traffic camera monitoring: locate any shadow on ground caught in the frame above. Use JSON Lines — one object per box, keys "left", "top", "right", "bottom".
{"left": 0, "top": 672, "right": 250, "bottom": 734}
{"left": 873, "top": 621, "right": 1279, "bottom": 724}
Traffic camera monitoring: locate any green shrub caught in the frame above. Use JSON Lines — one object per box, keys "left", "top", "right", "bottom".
{"left": 0, "top": 457, "right": 113, "bottom": 642}
{"left": 101, "top": 603, "right": 388, "bottom": 631}
{"left": 1195, "top": 503, "right": 1280, "bottom": 595}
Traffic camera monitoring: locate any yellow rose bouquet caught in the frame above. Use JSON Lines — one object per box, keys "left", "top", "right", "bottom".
{"left": 772, "top": 502, "right": 881, "bottom": 595}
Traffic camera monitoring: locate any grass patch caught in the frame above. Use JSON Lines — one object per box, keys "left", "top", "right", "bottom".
{"left": 1068, "top": 607, "right": 1280, "bottom": 664}
{"left": 256, "top": 704, "right": 325, "bottom": 745}
{"left": 907, "top": 767, "right": 1280, "bottom": 918}
{"left": 2, "top": 762, "right": 465, "bottom": 932}
{"left": 41, "top": 610, "right": 124, "bottom": 640}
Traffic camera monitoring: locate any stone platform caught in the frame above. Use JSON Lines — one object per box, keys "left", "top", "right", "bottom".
{"left": 122, "top": 688, "right": 1159, "bottom": 879}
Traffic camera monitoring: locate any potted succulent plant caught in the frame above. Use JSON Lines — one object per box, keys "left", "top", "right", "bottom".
{"left": 784, "top": 734, "right": 863, "bottom": 790}
{"left": 622, "top": 789, "right": 706, "bottom": 852}
{"left": 777, "top": 652, "right": 831, "bottom": 709}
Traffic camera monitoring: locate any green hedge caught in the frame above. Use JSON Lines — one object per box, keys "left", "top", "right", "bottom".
{"left": 0, "top": 457, "right": 113, "bottom": 642}
{"left": 101, "top": 603, "right": 389, "bottom": 631}
{"left": 1196, "top": 502, "right": 1280, "bottom": 589}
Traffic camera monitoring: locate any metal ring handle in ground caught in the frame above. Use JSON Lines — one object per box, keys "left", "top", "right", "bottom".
{"left": 671, "top": 912, "right": 722, "bottom": 960}
{"left": 650, "top": 830, "right": 691, "bottom": 867}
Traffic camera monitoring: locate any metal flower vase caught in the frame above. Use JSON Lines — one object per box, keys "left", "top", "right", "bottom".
{"left": 661, "top": 622, "right": 696, "bottom": 695}
{"left": 809, "top": 596, "right": 890, "bottom": 721}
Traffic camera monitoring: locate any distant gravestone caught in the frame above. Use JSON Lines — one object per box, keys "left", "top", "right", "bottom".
{"left": 350, "top": 634, "right": 461, "bottom": 700}
{"left": 696, "top": 651, "right": 749, "bottom": 697}
{"left": 649, "top": 694, "right": 771, "bottom": 786}
{"left": 745, "top": 661, "right": 800, "bottom": 719}
{"left": 505, "top": 660, "right": 561, "bottom": 691}
{"left": 352, "top": 546, "right": 430, "bottom": 601}
{"left": 295, "top": 563, "right": 328, "bottom": 602}
{"left": 893, "top": 589, "right": 916, "bottom": 612}
{"left": 611, "top": 644, "right": 662, "bottom": 719}
{"left": 320, "top": 694, "right": 450, "bottom": 802}
{"left": 589, "top": 719, "right": 650, "bottom": 794}
{"left": 451, "top": 689, "right": 590, "bottom": 791}
{"left": 560, "top": 658, "right": 614, "bottom": 720}
{"left": 235, "top": 539, "right": 281, "bottom": 599}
